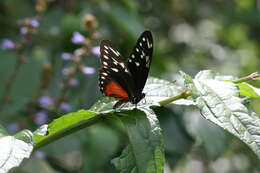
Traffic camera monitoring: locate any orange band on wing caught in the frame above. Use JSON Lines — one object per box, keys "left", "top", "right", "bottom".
{"left": 104, "top": 81, "right": 129, "bottom": 100}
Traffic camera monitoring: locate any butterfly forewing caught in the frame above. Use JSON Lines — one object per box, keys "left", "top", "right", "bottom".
{"left": 127, "top": 31, "right": 153, "bottom": 94}
{"left": 99, "top": 40, "right": 136, "bottom": 101}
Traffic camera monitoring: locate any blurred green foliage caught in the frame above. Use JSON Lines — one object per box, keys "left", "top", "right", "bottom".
{"left": 0, "top": 0, "right": 260, "bottom": 172}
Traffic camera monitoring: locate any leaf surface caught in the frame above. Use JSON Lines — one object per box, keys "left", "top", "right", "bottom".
{"left": 113, "top": 108, "right": 165, "bottom": 173}
{"left": 0, "top": 126, "right": 33, "bottom": 173}
{"left": 182, "top": 70, "right": 260, "bottom": 159}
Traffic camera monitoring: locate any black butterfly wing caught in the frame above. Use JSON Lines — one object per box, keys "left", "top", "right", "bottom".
{"left": 127, "top": 30, "right": 153, "bottom": 95}
{"left": 99, "top": 40, "right": 136, "bottom": 101}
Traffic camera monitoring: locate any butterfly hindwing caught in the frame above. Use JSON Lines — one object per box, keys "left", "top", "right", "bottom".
{"left": 127, "top": 31, "right": 153, "bottom": 94}
{"left": 99, "top": 40, "right": 136, "bottom": 101}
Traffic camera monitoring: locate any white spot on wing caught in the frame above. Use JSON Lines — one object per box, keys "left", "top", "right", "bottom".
{"left": 147, "top": 39, "right": 152, "bottom": 48}
{"left": 131, "top": 54, "right": 135, "bottom": 58}
{"left": 111, "top": 58, "right": 118, "bottom": 64}
{"left": 120, "top": 62, "right": 125, "bottom": 68}
{"left": 103, "top": 72, "right": 108, "bottom": 76}
{"left": 104, "top": 46, "right": 108, "bottom": 49}
{"left": 141, "top": 51, "right": 145, "bottom": 58}
{"left": 109, "top": 47, "right": 120, "bottom": 56}
{"left": 104, "top": 50, "right": 108, "bottom": 54}
{"left": 103, "top": 62, "right": 108, "bottom": 66}
{"left": 146, "top": 60, "right": 150, "bottom": 68}
{"left": 142, "top": 37, "right": 146, "bottom": 41}
{"left": 136, "top": 48, "right": 139, "bottom": 52}
{"left": 129, "top": 59, "right": 132, "bottom": 62}
{"left": 112, "top": 68, "right": 119, "bottom": 72}
{"left": 146, "top": 56, "right": 150, "bottom": 62}
{"left": 135, "top": 62, "right": 140, "bottom": 66}
{"left": 103, "top": 55, "right": 109, "bottom": 59}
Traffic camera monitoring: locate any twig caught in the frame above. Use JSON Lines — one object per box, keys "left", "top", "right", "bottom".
{"left": 232, "top": 72, "right": 260, "bottom": 84}
{"left": 0, "top": 54, "right": 26, "bottom": 105}
{"left": 158, "top": 90, "right": 191, "bottom": 106}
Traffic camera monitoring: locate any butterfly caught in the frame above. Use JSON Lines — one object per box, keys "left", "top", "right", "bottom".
{"left": 99, "top": 30, "right": 153, "bottom": 109}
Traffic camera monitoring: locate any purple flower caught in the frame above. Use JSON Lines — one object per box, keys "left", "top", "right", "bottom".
{"left": 38, "top": 96, "right": 53, "bottom": 107}
{"left": 71, "top": 32, "right": 86, "bottom": 44}
{"left": 61, "top": 53, "right": 72, "bottom": 61}
{"left": 34, "top": 151, "right": 46, "bottom": 159}
{"left": 81, "top": 66, "right": 95, "bottom": 75}
{"left": 1, "top": 39, "right": 15, "bottom": 50}
{"left": 20, "top": 27, "right": 28, "bottom": 35}
{"left": 7, "top": 123, "right": 20, "bottom": 133}
{"left": 59, "top": 102, "right": 72, "bottom": 112}
{"left": 68, "top": 78, "right": 79, "bottom": 87}
{"left": 34, "top": 111, "right": 48, "bottom": 125}
{"left": 91, "top": 46, "right": 100, "bottom": 56}
{"left": 62, "top": 68, "right": 70, "bottom": 76}
{"left": 29, "top": 18, "right": 39, "bottom": 28}
{"left": 62, "top": 67, "right": 76, "bottom": 76}
{"left": 74, "top": 48, "right": 85, "bottom": 56}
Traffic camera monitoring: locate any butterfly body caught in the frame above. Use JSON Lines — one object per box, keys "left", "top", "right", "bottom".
{"left": 99, "top": 31, "right": 153, "bottom": 109}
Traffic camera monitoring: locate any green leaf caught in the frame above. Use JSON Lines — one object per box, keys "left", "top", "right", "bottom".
{"left": 0, "top": 127, "right": 34, "bottom": 172}
{"left": 90, "top": 97, "right": 116, "bottom": 113}
{"left": 0, "top": 125, "right": 8, "bottom": 138}
{"left": 111, "top": 144, "right": 137, "bottom": 173}
{"left": 34, "top": 110, "right": 99, "bottom": 149}
{"left": 182, "top": 70, "right": 260, "bottom": 159}
{"left": 237, "top": 83, "right": 260, "bottom": 99}
{"left": 113, "top": 108, "right": 165, "bottom": 173}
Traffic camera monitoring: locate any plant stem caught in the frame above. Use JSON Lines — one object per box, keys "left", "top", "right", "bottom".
{"left": 34, "top": 115, "right": 103, "bottom": 150}
{"left": 158, "top": 90, "right": 191, "bottom": 106}
{"left": 233, "top": 72, "right": 260, "bottom": 84}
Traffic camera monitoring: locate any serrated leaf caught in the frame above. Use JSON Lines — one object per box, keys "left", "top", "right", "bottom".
{"left": 113, "top": 108, "right": 165, "bottom": 173}
{"left": 34, "top": 110, "right": 99, "bottom": 149}
{"left": 237, "top": 83, "right": 260, "bottom": 99}
{"left": 144, "top": 77, "right": 195, "bottom": 106}
{"left": 0, "top": 128, "right": 34, "bottom": 173}
{"left": 90, "top": 97, "right": 116, "bottom": 113}
{"left": 180, "top": 71, "right": 200, "bottom": 100}
{"left": 182, "top": 70, "right": 260, "bottom": 159}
